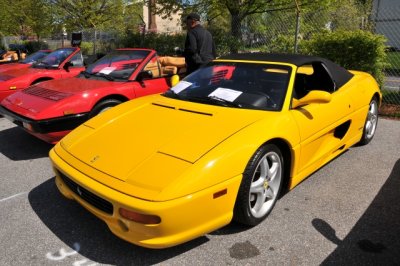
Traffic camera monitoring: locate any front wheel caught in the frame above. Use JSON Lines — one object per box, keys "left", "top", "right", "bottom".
{"left": 359, "top": 97, "right": 379, "bottom": 145}
{"left": 89, "top": 99, "right": 122, "bottom": 118}
{"left": 234, "top": 144, "right": 284, "bottom": 226}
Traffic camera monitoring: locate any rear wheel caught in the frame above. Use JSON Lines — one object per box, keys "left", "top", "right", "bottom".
{"left": 234, "top": 144, "right": 284, "bottom": 226}
{"left": 359, "top": 97, "right": 378, "bottom": 145}
{"left": 89, "top": 99, "right": 122, "bottom": 118}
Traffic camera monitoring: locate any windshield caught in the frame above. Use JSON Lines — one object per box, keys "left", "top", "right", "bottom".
{"left": 82, "top": 50, "right": 150, "bottom": 81}
{"left": 163, "top": 62, "right": 292, "bottom": 111}
{"left": 20, "top": 50, "right": 51, "bottom": 64}
{"left": 33, "top": 48, "right": 75, "bottom": 68}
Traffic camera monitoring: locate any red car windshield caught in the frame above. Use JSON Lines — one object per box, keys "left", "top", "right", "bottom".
{"left": 20, "top": 50, "right": 51, "bottom": 64}
{"left": 33, "top": 48, "right": 76, "bottom": 68}
{"left": 83, "top": 50, "right": 150, "bottom": 81}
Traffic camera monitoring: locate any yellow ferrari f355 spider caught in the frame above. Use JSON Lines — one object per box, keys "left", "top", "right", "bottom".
{"left": 50, "top": 53, "right": 381, "bottom": 248}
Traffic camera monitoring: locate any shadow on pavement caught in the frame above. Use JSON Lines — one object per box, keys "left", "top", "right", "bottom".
{"left": 28, "top": 178, "right": 208, "bottom": 265}
{"left": 313, "top": 159, "right": 400, "bottom": 265}
{"left": 0, "top": 126, "right": 53, "bottom": 160}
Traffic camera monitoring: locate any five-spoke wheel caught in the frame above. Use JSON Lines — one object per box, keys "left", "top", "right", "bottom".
{"left": 234, "top": 144, "right": 283, "bottom": 226}
{"left": 359, "top": 97, "right": 379, "bottom": 145}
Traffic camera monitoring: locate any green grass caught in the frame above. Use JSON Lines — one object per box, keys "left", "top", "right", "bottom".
{"left": 386, "top": 52, "right": 400, "bottom": 71}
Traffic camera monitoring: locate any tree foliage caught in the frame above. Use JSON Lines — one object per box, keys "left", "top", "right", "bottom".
{"left": 49, "top": 0, "right": 125, "bottom": 29}
{"left": 154, "top": 0, "right": 331, "bottom": 52}
{"left": 0, "top": 0, "right": 53, "bottom": 39}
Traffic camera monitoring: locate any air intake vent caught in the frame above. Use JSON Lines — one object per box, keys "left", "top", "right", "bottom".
{"left": 152, "top": 102, "right": 213, "bottom": 116}
{"left": 178, "top": 108, "right": 213, "bottom": 116}
{"left": 24, "top": 87, "right": 72, "bottom": 101}
{"left": 58, "top": 170, "right": 114, "bottom": 215}
{"left": 152, "top": 102, "right": 176, "bottom": 109}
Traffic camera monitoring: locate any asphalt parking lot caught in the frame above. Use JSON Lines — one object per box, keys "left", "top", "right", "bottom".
{"left": 0, "top": 117, "right": 399, "bottom": 266}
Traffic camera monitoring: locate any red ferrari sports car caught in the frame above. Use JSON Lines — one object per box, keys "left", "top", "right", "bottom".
{"left": 0, "top": 47, "right": 85, "bottom": 102}
{"left": 0, "top": 48, "right": 185, "bottom": 143}
{"left": 0, "top": 50, "right": 52, "bottom": 73}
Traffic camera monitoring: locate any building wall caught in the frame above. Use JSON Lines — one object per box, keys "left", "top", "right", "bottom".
{"left": 373, "top": 0, "right": 400, "bottom": 49}
{"left": 143, "top": 5, "right": 183, "bottom": 34}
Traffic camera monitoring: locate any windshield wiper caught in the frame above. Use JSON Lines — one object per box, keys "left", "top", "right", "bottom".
{"left": 80, "top": 70, "right": 93, "bottom": 79}
{"left": 207, "top": 95, "right": 242, "bottom": 108}
{"left": 163, "top": 90, "right": 182, "bottom": 99}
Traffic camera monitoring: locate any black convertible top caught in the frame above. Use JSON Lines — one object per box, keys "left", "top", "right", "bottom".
{"left": 217, "top": 53, "right": 354, "bottom": 88}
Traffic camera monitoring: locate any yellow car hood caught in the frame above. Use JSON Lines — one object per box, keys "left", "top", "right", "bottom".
{"left": 60, "top": 96, "right": 265, "bottom": 197}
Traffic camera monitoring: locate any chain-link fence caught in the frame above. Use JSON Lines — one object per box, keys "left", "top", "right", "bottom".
{"left": 1, "top": 5, "right": 399, "bottom": 117}
{"left": 371, "top": 5, "right": 400, "bottom": 118}
{"left": 211, "top": 5, "right": 400, "bottom": 118}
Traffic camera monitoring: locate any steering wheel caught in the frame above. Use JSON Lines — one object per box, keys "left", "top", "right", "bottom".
{"left": 252, "top": 91, "right": 277, "bottom": 108}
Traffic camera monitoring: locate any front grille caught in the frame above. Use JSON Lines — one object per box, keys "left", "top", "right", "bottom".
{"left": 58, "top": 170, "right": 114, "bottom": 215}
{"left": 24, "top": 86, "right": 72, "bottom": 101}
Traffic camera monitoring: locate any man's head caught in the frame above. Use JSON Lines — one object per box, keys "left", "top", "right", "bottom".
{"left": 186, "top": 12, "right": 200, "bottom": 29}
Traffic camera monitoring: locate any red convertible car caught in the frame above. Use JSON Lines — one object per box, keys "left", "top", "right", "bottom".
{"left": 0, "top": 48, "right": 185, "bottom": 143}
{"left": 0, "top": 47, "right": 85, "bottom": 102}
{"left": 0, "top": 50, "right": 52, "bottom": 73}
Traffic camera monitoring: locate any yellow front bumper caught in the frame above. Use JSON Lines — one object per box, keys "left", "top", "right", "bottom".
{"left": 50, "top": 147, "right": 242, "bottom": 249}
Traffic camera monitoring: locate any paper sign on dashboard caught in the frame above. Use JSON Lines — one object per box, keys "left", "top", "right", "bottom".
{"left": 99, "top": 67, "right": 116, "bottom": 75}
{"left": 171, "top": 81, "right": 192, "bottom": 94}
{"left": 208, "top": 88, "right": 242, "bottom": 102}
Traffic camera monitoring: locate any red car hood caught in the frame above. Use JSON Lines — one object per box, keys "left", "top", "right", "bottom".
{"left": 0, "top": 66, "right": 44, "bottom": 78}
{"left": 2, "top": 77, "right": 121, "bottom": 119}
{"left": 28, "top": 76, "right": 117, "bottom": 94}
{"left": 0, "top": 63, "right": 29, "bottom": 73}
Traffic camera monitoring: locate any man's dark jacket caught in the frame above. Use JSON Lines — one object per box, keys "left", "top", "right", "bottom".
{"left": 184, "top": 25, "right": 216, "bottom": 73}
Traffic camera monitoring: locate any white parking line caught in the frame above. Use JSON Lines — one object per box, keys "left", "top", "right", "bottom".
{"left": 0, "top": 192, "right": 27, "bottom": 202}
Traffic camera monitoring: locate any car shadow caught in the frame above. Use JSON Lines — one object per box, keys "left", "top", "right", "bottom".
{"left": 209, "top": 223, "right": 252, "bottom": 235}
{"left": 313, "top": 159, "right": 400, "bottom": 265}
{"left": 210, "top": 150, "right": 353, "bottom": 237}
{"left": 28, "top": 178, "right": 208, "bottom": 265}
{"left": 0, "top": 126, "right": 53, "bottom": 160}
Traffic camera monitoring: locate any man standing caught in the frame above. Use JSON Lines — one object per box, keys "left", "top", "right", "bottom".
{"left": 184, "top": 12, "right": 216, "bottom": 75}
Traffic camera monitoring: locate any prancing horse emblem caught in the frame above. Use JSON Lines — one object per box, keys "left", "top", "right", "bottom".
{"left": 90, "top": 155, "right": 100, "bottom": 163}
{"left": 77, "top": 186, "right": 82, "bottom": 196}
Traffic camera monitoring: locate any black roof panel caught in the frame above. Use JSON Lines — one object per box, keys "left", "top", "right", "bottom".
{"left": 216, "top": 53, "right": 354, "bottom": 88}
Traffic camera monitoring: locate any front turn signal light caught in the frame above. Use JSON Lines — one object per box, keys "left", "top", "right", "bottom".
{"left": 9, "top": 86, "right": 17, "bottom": 90}
{"left": 63, "top": 110, "right": 75, "bottom": 115}
{"left": 119, "top": 208, "right": 161, "bottom": 224}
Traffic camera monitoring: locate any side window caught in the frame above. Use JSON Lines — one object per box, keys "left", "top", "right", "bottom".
{"left": 70, "top": 52, "right": 84, "bottom": 67}
{"left": 310, "top": 62, "right": 335, "bottom": 92}
{"left": 293, "top": 65, "right": 313, "bottom": 100}
{"left": 142, "top": 55, "right": 161, "bottom": 78}
{"left": 293, "top": 62, "right": 335, "bottom": 100}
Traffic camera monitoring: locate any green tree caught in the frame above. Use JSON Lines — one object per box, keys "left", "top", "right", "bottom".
{"left": 123, "top": 1, "right": 145, "bottom": 34}
{"left": 0, "top": 0, "right": 53, "bottom": 41}
{"left": 26, "top": 0, "right": 54, "bottom": 40}
{"left": 154, "top": 0, "right": 329, "bottom": 52}
{"left": 49, "top": 0, "right": 126, "bottom": 30}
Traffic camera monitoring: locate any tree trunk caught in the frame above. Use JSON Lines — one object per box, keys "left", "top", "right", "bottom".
{"left": 230, "top": 13, "right": 242, "bottom": 53}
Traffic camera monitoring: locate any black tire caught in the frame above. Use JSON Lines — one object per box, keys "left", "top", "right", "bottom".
{"left": 359, "top": 97, "right": 379, "bottom": 145}
{"left": 89, "top": 99, "right": 122, "bottom": 118}
{"left": 233, "top": 143, "right": 284, "bottom": 226}
{"left": 31, "top": 79, "right": 51, "bottom": 85}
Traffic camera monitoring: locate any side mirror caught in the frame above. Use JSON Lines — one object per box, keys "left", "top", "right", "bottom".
{"left": 174, "top": 47, "right": 183, "bottom": 56}
{"left": 63, "top": 61, "right": 73, "bottom": 72}
{"left": 170, "top": 74, "right": 180, "bottom": 87}
{"left": 136, "top": 70, "right": 153, "bottom": 82}
{"left": 292, "top": 90, "right": 332, "bottom": 109}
